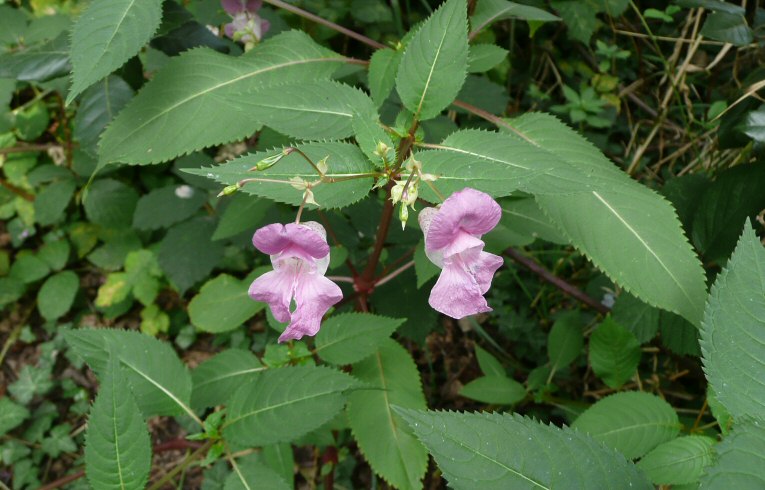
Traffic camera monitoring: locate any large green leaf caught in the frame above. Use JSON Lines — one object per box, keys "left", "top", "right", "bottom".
{"left": 315, "top": 313, "right": 403, "bottom": 365}
{"left": 701, "top": 221, "right": 765, "bottom": 420}
{"left": 187, "top": 142, "right": 374, "bottom": 210}
{"left": 65, "top": 328, "right": 193, "bottom": 418}
{"left": 84, "top": 351, "right": 151, "bottom": 490}
{"left": 397, "top": 409, "right": 652, "bottom": 489}
{"left": 572, "top": 391, "right": 680, "bottom": 459}
{"left": 700, "top": 418, "right": 765, "bottom": 489}
{"left": 347, "top": 339, "right": 428, "bottom": 490}
{"left": 188, "top": 273, "right": 265, "bottom": 333}
{"left": 223, "top": 366, "right": 356, "bottom": 446}
{"left": 0, "top": 33, "right": 70, "bottom": 82}
{"left": 191, "top": 349, "right": 266, "bottom": 411}
{"left": 637, "top": 436, "right": 716, "bottom": 486}
{"left": 589, "top": 316, "right": 641, "bottom": 389}
{"left": 507, "top": 113, "right": 707, "bottom": 326}
{"left": 99, "top": 31, "right": 347, "bottom": 165}
{"left": 224, "top": 457, "right": 290, "bottom": 490}
{"left": 395, "top": 0, "right": 468, "bottom": 120}
{"left": 67, "top": 0, "right": 163, "bottom": 103}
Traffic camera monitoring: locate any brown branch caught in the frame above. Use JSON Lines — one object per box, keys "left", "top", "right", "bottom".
{"left": 38, "top": 470, "right": 85, "bottom": 490}
{"left": 0, "top": 178, "right": 34, "bottom": 201}
{"left": 360, "top": 182, "right": 395, "bottom": 285}
{"left": 262, "top": 0, "right": 387, "bottom": 49}
{"left": 503, "top": 248, "right": 610, "bottom": 314}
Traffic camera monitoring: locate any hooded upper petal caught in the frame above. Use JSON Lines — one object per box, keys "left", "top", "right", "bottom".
{"left": 425, "top": 188, "right": 501, "bottom": 253}
{"left": 278, "top": 273, "right": 342, "bottom": 342}
{"left": 252, "top": 222, "right": 330, "bottom": 261}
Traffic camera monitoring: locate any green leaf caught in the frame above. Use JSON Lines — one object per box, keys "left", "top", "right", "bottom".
{"left": 95, "top": 249, "right": 161, "bottom": 307}
{"left": 0, "top": 33, "right": 70, "bottom": 82}
{"left": 0, "top": 398, "right": 30, "bottom": 437}
{"left": 347, "top": 339, "right": 428, "bottom": 490}
{"left": 8, "top": 365, "right": 53, "bottom": 404}
{"left": 550, "top": 0, "right": 598, "bottom": 43}
{"left": 589, "top": 316, "right": 640, "bottom": 388}
{"left": 9, "top": 254, "right": 50, "bottom": 283}
{"left": 65, "top": 328, "right": 193, "bottom": 418}
{"left": 660, "top": 311, "right": 700, "bottom": 356}
{"left": 35, "top": 179, "right": 76, "bottom": 226}
{"left": 467, "top": 43, "right": 508, "bottom": 73}
{"left": 41, "top": 423, "right": 77, "bottom": 458}
{"left": 140, "top": 304, "right": 170, "bottom": 336}
{"left": 187, "top": 142, "right": 374, "bottom": 210}
{"left": 241, "top": 81, "right": 373, "bottom": 140}
{"left": 99, "top": 31, "right": 346, "bottom": 165}
{"left": 84, "top": 178, "right": 139, "bottom": 228}
{"left": 460, "top": 375, "right": 526, "bottom": 404}
{"left": 0, "top": 277, "right": 26, "bottom": 308}
{"left": 699, "top": 418, "right": 765, "bottom": 489}
{"left": 191, "top": 349, "right": 265, "bottom": 411}
{"left": 471, "top": 0, "right": 560, "bottom": 37}
{"left": 572, "top": 391, "right": 680, "bottom": 459}
{"left": 397, "top": 409, "right": 652, "bottom": 489}
{"left": 368, "top": 48, "right": 401, "bottom": 107}
{"left": 315, "top": 313, "right": 404, "bottom": 365}
{"left": 700, "top": 11, "right": 753, "bottom": 46}
{"left": 188, "top": 274, "right": 265, "bottom": 333}
{"left": 414, "top": 240, "right": 440, "bottom": 287}
{"left": 352, "top": 109, "right": 396, "bottom": 169}
{"left": 499, "top": 197, "right": 566, "bottom": 244}
{"left": 212, "top": 194, "right": 273, "bottom": 241}
{"left": 73, "top": 75, "right": 134, "bottom": 156}
{"left": 743, "top": 107, "right": 765, "bottom": 143}
{"left": 475, "top": 344, "right": 505, "bottom": 377}
{"left": 37, "top": 271, "right": 79, "bottom": 321}
{"left": 636, "top": 436, "right": 716, "bottom": 486}
{"left": 395, "top": 0, "right": 468, "bottom": 120}
{"left": 133, "top": 184, "right": 207, "bottom": 230}
{"left": 224, "top": 366, "right": 356, "bottom": 446}
{"left": 67, "top": 0, "right": 163, "bottom": 103}
{"left": 85, "top": 351, "right": 151, "bottom": 490}
{"left": 158, "top": 217, "right": 224, "bottom": 294}
{"left": 507, "top": 113, "right": 707, "bottom": 326}
{"left": 701, "top": 221, "right": 765, "bottom": 420}
{"left": 547, "top": 313, "right": 583, "bottom": 372}
{"left": 611, "top": 292, "right": 660, "bottom": 343}
{"left": 224, "top": 458, "right": 290, "bottom": 490}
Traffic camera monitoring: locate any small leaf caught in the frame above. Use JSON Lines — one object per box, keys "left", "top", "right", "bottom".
{"left": 459, "top": 375, "right": 526, "bottom": 405}
{"left": 34, "top": 178, "right": 75, "bottom": 226}
{"left": 224, "top": 457, "right": 290, "bottom": 490}
{"left": 132, "top": 184, "right": 207, "bottom": 230}
{"left": 85, "top": 351, "right": 151, "bottom": 490}
{"left": 188, "top": 273, "right": 265, "bottom": 333}
{"left": 547, "top": 313, "right": 583, "bottom": 372}
{"left": 315, "top": 313, "right": 404, "bottom": 365}
{"left": 700, "top": 11, "right": 753, "bottom": 46}
{"left": 191, "top": 349, "right": 265, "bottom": 411}
{"left": 395, "top": 0, "right": 469, "bottom": 120}
{"left": 397, "top": 409, "right": 651, "bottom": 489}
{"left": 471, "top": 0, "right": 560, "bottom": 37}
{"left": 158, "top": 217, "right": 224, "bottom": 294}
{"left": 37, "top": 271, "right": 79, "bottom": 321}
{"left": 0, "top": 398, "right": 30, "bottom": 436}
{"left": 589, "top": 316, "right": 641, "bottom": 389}
{"left": 224, "top": 366, "right": 356, "bottom": 446}
{"left": 474, "top": 345, "right": 505, "bottom": 377}
{"left": 699, "top": 418, "right": 765, "bottom": 488}
{"left": 572, "top": 391, "right": 680, "bottom": 459}
{"left": 83, "top": 179, "right": 139, "bottom": 228}
{"left": 637, "top": 436, "right": 716, "bottom": 485}
{"left": 467, "top": 43, "right": 508, "bottom": 73}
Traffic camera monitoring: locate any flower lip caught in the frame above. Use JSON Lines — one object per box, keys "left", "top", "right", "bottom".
{"left": 252, "top": 222, "right": 330, "bottom": 259}
{"left": 425, "top": 187, "right": 501, "bottom": 253}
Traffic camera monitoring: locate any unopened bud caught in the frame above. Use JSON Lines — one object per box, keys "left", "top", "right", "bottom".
{"left": 249, "top": 150, "right": 288, "bottom": 171}
{"left": 303, "top": 188, "right": 318, "bottom": 207}
{"left": 289, "top": 176, "right": 307, "bottom": 190}
{"left": 420, "top": 172, "right": 437, "bottom": 182}
{"left": 399, "top": 203, "right": 409, "bottom": 230}
{"left": 373, "top": 141, "right": 391, "bottom": 160}
{"left": 402, "top": 181, "right": 418, "bottom": 208}
{"left": 391, "top": 181, "right": 404, "bottom": 204}
{"left": 217, "top": 183, "right": 240, "bottom": 197}
{"left": 316, "top": 156, "right": 329, "bottom": 175}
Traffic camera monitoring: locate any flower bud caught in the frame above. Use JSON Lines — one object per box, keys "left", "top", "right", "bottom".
{"left": 402, "top": 181, "right": 418, "bottom": 208}
{"left": 316, "top": 156, "right": 329, "bottom": 175}
{"left": 399, "top": 203, "right": 409, "bottom": 230}
{"left": 391, "top": 181, "right": 404, "bottom": 204}
{"left": 249, "top": 150, "right": 288, "bottom": 171}
{"left": 217, "top": 183, "right": 240, "bottom": 197}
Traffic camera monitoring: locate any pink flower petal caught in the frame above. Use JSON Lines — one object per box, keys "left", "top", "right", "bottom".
{"left": 426, "top": 188, "right": 501, "bottom": 252}
{"left": 464, "top": 249, "right": 504, "bottom": 294}
{"left": 428, "top": 257, "right": 492, "bottom": 319}
{"left": 252, "top": 222, "right": 330, "bottom": 259}
{"left": 248, "top": 268, "right": 294, "bottom": 323}
{"left": 221, "top": 0, "right": 246, "bottom": 14}
{"left": 279, "top": 273, "right": 342, "bottom": 342}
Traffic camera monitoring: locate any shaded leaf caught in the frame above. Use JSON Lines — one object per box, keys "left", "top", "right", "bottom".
{"left": 191, "top": 349, "right": 265, "bottom": 411}
{"left": 316, "top": 313, "right": 404, "bottom": 365}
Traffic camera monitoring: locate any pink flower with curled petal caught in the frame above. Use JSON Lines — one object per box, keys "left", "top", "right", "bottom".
{"left": 419, "top": 188, "right": 504, "bottom": 319}
{"left": 248, "top": 222, "right": 342, "bottom": 342}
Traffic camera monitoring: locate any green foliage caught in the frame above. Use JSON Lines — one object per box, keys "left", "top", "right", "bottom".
{"left": 547, "top": 312, "right": 583, "bottom": 372}
{"left": 467, "top": 44, "right": 508, "bottom": 73}
{"left": 189, "top": 273, "right": 265, "bottom": 333}
{"left": 589, "top": 316, "right": 640, "bottom": 388}
{"left": 701, "top": 221, "right": 765, "bottom": 420}
{"left": 0, "top": 33, "right": 70, "bottom": 82}
{"left": 73, "top": 76, "right": 134, "bottom": 156}
{"left": 572, "top": 391, "right": 680, "bottom": 459}
{"left": 34, "top": 178, "right": 76, "bottom": 226}
{"left": 398, "top": 409, "right": 652, "bottom": 489}
{"left": 347, "top": 339, "right": 428, "bottom": 490}
{"left": 158, "top": 217, "right": 223, "bottom": 293}
{"left": 315, "top": 313, "right": 403, "bottom": 365}
{"left": 132, "top": 184, "right": 207, "bottom": 230}
{"left": 67, "top": 0, "right": 163, "bottom": 103}
{"left": 459, "top": 375, "right": 526, "bottom": 405}
{"left": 191, "top": 349, "right": 265, "bottom": 411}
{"left": 65, "top": 329, "right": 193, "bottom": 418}
{"left": 395, "top": 0, "right": 468, "bottom": 120}
{"left": 84, "top": 352, "right": 151, "bottom": 490}
{"left": 224, "top": 366, "right": 357, "bottom": 446}
{"left": 84, "top": 179, "right": 139, "bottom": 228}
{"left": 96, "top": 249, "right": 162, "bottom": 308}
{"left": 699, "top": 419, "right": 765, "bottom": 489}
{"left": 636, "top": 435, "right": 716, "bottom": 486}
{"left": 99, "top": 31, "right": 346, "bottom": 165}
{"left": 368, "top": 48, "right": 401, "bottom": 107}
{"left": 37, "top": 270, "right": 78, "bottom": 321}
{"left": 0, "top": 398, "right": 30, "bottom": 436}
{"left": 224, "top": 458, "right": 290, "bottom": 490}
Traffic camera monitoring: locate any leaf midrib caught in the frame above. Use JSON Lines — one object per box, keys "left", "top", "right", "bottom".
{"left": 225, "top": 388, "right": 343, "bottom": 426}
{"left": 194, "top": 366, "right": 267, "bottom": 390}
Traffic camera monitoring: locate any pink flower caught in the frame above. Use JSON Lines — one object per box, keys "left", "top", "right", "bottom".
{"left": 248, "top": 222, "right": 342, "bottom": 342}
{"left": 221, "top": 0, "right": 269, "bottom": 43}
{"left": 419, "top": 188, "right": 504, "bottom": 319}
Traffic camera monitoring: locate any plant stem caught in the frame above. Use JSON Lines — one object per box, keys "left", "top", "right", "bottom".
{"left": 327, "top": 275, "right": 355, "bottom": 283}
{"left": 374, "top": 260, "right": 415, "bottom": 287}
{"left": 262, "top": 0, "right": 387, "bottom": 49}
{"left": 288, "top": 146, "right": 323, "bottom": 176}
{"left": 0, "top": 178, "right": 34, "bottom": 201}
{"left": 147, "top": 440, "right": 213, "bottom": 490}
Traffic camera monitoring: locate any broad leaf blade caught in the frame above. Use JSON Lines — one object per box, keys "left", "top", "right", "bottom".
{"left": 368, "top": 48, "right": 401, "bottom": 107}
{"left": 589, "top": 317, "right": 641, "bottom": 389}
{"left": 188, "top": 274, "right": 265, "bottom": 334}
{"left": 68, "top": 0, "right": 163, "bottom": 103}
{"left": 224, "top": 458, "right": 290, "bottom": 490}
{"left": 191, "top": 349, "right": 265, "bottom": 411}
{"left": 99, "top": 31, "right": 347, "bottom": 165}
{"left": 85, "top": 352, "right": 151, "bottom": 490}
{"left": 701, "top": 221, "right": 765, "bottom": 419}
{"left": 315, "top": 313, "right": 404, "bottom": 365}
{"left": 73, "top": 75, "right": 134, "bottom": 156}
{"left": 224, "top": 366, "right": 356, "bottom": 446}
{"left": 700, "top": 418, "right": 765, "bottom": 489}
{"left": 347, "top": 338, "right": 428, "bottom": 490}
{"left": 637, "top": 436, "right": 716, "bottom": 486}
{"left": 395, "top": 0, "right": 468, "bottom": 120}
{"left": 572, "top": 391, "right": 680, "bottom": 459}
{"left": 398, "top": 409, "right": 652, "bottom": 489}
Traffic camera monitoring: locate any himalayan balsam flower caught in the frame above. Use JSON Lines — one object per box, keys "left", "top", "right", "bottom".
{"left": 248, "top": 222, "right": 342, "bottom": 342}
{"left": 419, "top": 188, "right": 503, "bottom": 319}
{"left": 221, "top": 0, "right": 270, "bottom": 44}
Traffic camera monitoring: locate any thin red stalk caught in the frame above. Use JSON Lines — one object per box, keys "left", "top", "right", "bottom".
{"left": 360, "top": 183, "right": 395, "bottom": 284}
{"left": 375, "top": 260, "right": 415, "bottom": 287}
